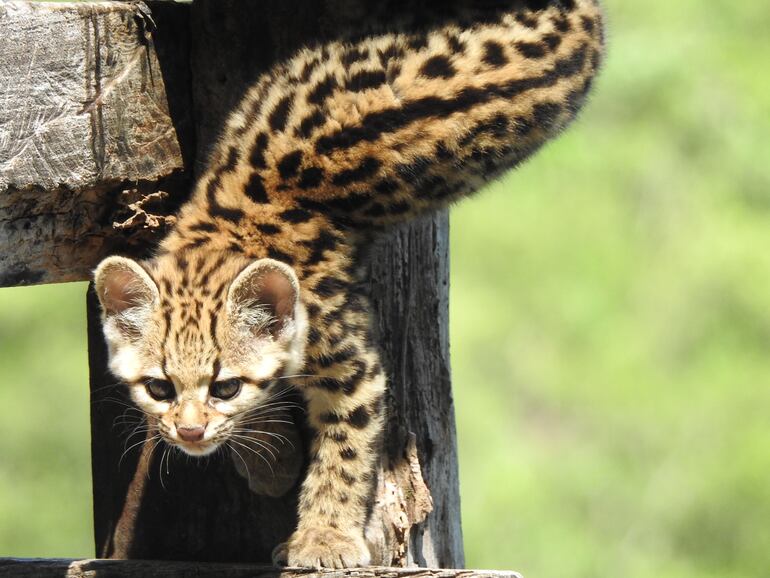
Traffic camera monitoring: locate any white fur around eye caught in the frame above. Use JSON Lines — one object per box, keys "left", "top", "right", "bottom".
{"left": 211, "top": 383, "right": 264, "bottom": 416}
{"left": 129, "top": 383, "right": 171, "bottom": 415}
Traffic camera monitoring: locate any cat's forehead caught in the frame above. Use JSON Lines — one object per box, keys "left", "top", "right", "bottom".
{"left": 150, "top": 251, "right": 248, "bottom": 299}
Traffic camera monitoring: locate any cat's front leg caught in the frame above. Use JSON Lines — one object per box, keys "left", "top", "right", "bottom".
{"left": 274, "top": 344, "right": 386, "bottom": 568}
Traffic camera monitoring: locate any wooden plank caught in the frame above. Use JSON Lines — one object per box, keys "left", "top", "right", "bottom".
{"left": 88, "top": 0, "right": 461, "bottom": 567}
{"left": 0, "top": 1, "right": 191, "bottom": 287}
{"left": 190, "top": 3, "right": 462, "bottom": 563}
{"left": 0, "top": 559, "right": 522, "bottom": 578}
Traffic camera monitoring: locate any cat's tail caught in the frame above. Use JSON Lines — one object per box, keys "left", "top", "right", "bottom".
{"left": 201, "top": 0, "right": 605, "bottom": 230}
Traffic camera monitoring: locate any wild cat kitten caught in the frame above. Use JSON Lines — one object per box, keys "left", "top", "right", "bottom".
{"left": 94, "top": 0, "right": 604, "bottom": 568}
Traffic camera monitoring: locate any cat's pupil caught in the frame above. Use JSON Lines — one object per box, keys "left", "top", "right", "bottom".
{"left": 210, "top": 378, "right": 242, "bottom": 400}
{"left": 144, "top": 378, "right": 175, "bottom": 401}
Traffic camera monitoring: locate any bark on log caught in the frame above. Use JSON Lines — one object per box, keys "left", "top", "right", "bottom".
{"left": 2, "top": 0, "right": 463, "bottom": 568}
{"left": 0, "top": 1, "right": 193, "bottom": 287}
{"left": 0, "top": 559, "right": 521, "bottom": 578}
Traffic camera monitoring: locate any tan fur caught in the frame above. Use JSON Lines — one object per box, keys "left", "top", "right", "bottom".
{"left": 95, "top": 0, "right": 604, "bottom": 568}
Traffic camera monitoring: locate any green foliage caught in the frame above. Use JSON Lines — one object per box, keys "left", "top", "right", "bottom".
{"left": 0, "top": 1, "right": 768, "bottom": 575}
{"left": 0, "top": 283, "right": 92, "bottom": 557}
{"left": 452, "top": 2, "right": 770, "bottom": 577}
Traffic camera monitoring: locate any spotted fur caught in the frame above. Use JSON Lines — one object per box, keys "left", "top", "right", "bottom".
{"left": 95, "top": 0, "right": 604, "bottom": 568}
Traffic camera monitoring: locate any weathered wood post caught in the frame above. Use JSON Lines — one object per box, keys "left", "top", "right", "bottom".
{"left": 2, "top": 0, "right": 464, "bottom": 569}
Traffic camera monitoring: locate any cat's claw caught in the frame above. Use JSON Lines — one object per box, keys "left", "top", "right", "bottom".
{"left": 272, "top": 527, "right": 371, "bottom": 568}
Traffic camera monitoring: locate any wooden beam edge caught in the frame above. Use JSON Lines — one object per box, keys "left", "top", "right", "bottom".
{"left": 0, "top": 559, "right": 522, "bottom": 578}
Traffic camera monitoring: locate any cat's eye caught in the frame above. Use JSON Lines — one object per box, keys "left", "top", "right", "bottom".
{"left": 143, "top": 378, "right": 175, "bottom": 401}
{"left": 210, "top": 378, "right": 242, "bottom": 400}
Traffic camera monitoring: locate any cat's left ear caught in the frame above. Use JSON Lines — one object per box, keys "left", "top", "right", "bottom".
{"left": 227, "top": 258, "right": 300, "bottom": 339}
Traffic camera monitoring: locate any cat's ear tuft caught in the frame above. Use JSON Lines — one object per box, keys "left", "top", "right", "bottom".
{"left": 227, "top": 259, "right": 300, "bottom": 338}
{"left": 94, "top": 256, "right": 159, "bottom": 317}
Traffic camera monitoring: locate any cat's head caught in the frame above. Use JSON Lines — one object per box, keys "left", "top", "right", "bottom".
{"left": 94, "top": 254, "right": 307, "bottom": 456}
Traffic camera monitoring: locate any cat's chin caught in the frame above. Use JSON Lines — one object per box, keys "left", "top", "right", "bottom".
{"left": 174, "top": 440, "right": 221, "bottom": 457}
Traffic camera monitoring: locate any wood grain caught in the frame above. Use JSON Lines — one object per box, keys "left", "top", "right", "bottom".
{"left": 0, "top": 1, "right": 190, "bottom": 287}
{"left": 0, "top": 559, "right": 522, "bottom": 578}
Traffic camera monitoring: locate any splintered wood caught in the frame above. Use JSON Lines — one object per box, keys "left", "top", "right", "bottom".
{"left": 367, "top": 435, "right": 434, "bottom": 566}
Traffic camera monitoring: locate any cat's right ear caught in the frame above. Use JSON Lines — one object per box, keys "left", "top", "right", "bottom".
{"left": 94, "top": 256, "right": 159, "bottom": 318}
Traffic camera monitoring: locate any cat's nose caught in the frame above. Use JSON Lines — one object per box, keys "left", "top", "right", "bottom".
{"left": 176, "top": 424, "right": 205, "bottom": 442}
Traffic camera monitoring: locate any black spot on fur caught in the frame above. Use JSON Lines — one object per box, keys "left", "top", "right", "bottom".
{"left": 317, "top": 346, "right": 356, "bottom": 368}
{"left": 298, "top": 167, "right": 325, "bottom": 190}
{"left": 340, "top": 447, "right": 357, "bottom": 460}
{"left": 296, "top": 196, "right": 328, "bottom": 212}
{"left": 307, "top": 74, "right": 338, "bottom": 105}
{"left": 189, "top": 221, "right": 217, "bottom": 233}
{"left": 543, "top": 33, "right": 562, "bottom": 51}
{"left": 325, "top": 191, "right": 371, "bottom": 212}
{"left": 396, "top": 156, "right": 431, "bottom": 184}
{"left": 407, "top": 35, "right": 429, "bottom": 51}
{"left": 300, "top": 58, "right": 319, "bottom": 82}
{"left": 435, "top": 141, "right": 453, "bottom": 160}
{"left": 250, "top": 133, "right": 269, "bottom": 169}
{"left": 277, "top": 150, "right": 303, "bottom": 179}
{"left": 347, "top": 69, "right": 386, "bottom": 92}
{"left": 516, "top": 41, "right": 547, "bottom": 59}
{"left": 207, "top": 177, "right": 244, "bottom": 223}
{"left": 553, "top": 43, "right": 588, "bottom": 76}
{"left": 257, "top": 223, "right": 281, "bottom": 235}
{"left": 378, "top": 44, "right": 404, "bottom": 67}
{"left": 267, "top": 247, "right": 294, "bottom": 264}
{"left": 244, "top": 173, "right": 269, "bottom": 203}
{"left": 302, "top": 230, "right": 338, "bottom": 265}
{"left": 515, "top": 13, "right": 539, "bottom": 29}
{"left": 386, "top": 63, "right": 402, "bottom": 83}
{"left": 269, "top": 95, "right": 293, "bottom": 132}
{"left": 389, "top": 201, "right": 411, "bottom": 215}
{"left": 420, "top": 55, "right": 456, "bottom": 79}
{"left": 342, "top": 47, "right": 369, "bottom": 67}
{"left": 552, "top": 14, "right": 571, "bottom": 32}
{"left": 307, "top": 327, "right": 322, "bottom": 345}
{"left": 514, "top": 115, "right": 534, "bottom": 136}
{"left": 459, "top": 113, "right": 509, "bottom": 147}
{"left": 306, "top": 303, "right": 321, "bottom": 317}
{"left": 297, "top": 109, "right": 325, "bottom": 138}
{"left": 447, "top": 35, "right": 466, "bottom": 54}
{"left": 279, "top": 208, "right": 313, "bottom": 223}
{"left": 483, "top": 40, "right": 508, "bottom": 67}
{"left": 331, "top": 431, "right": 348, "bottom": 443}
{"left": 347, "top": 405, "right": 371, "bottom": 429}
{"left": 315, "top": 378, "right": 344, "bottom": 392}
{"left": 374, "top": 178, "right": 399, "bottom": 195}
{"left": 315, "top": 276, "right": 347, "bottom": 297}
{"left": 340, "top": 470, "right": 356, "bottom": 485}
{"left": 342, "top": 361, "right": 367, "bottom": 395}
{"left": 320, "top": 412, "right": 341, "bottom": 424}
{"left": 332, "top": 156, "right": 381, "bottom": 187}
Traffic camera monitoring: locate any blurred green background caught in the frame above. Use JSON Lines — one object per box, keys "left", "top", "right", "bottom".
{"left": 1, "top": 1, "right": 769, "bottom": 577}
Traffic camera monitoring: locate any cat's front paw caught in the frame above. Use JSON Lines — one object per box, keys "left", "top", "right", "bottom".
{"left": 272, "top": 526, "right": 370, "bottom": 568}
